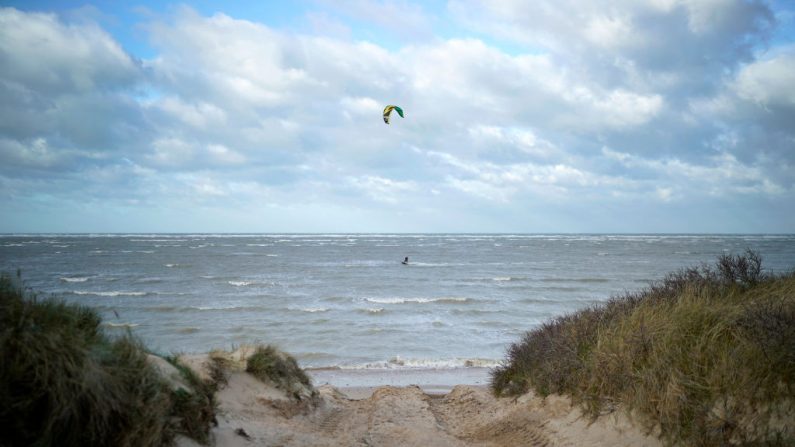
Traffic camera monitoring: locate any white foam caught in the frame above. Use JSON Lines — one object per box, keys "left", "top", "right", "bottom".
{"left": 73, "top": 291, "right": 147, "bottom": 297}
{"left": 228, "top": 280, "right": 253, "bottom": 287}
{"left": 103, "top": 322, "right": 140, "bottom": 328}
{"left": 492, "top": 276, "right": 512, "bottom": 282}
{"left": 295, "top": 307, "right": 328, "bottom": 313}
{"left": 364, "top": 297, "right": 469, "bottom": 304}
{"left": 60, "top": 276, "right": 89, "bottom": 283}
{"left": 340, "top": 356, "right": 501, "bottom": 370}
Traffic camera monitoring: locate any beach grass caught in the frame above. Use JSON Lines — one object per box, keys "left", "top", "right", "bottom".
{"left": 0, "top": 273, "right": 216, "bottom": 446}
{"left": 492, "top": 251, "right": 795, "bottom": 445}
{"left": 246, "top": 344, "right": 316, "bottom": 402}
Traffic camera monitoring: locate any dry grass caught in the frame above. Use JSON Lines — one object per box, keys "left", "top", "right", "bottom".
{"left": 492, "top": 251, "right": 795, "bottom": 446}
{"left": 164, "top": 355, "right": 218, "bottom": 444}
{"left": 246, "top": 344, "right": 317, "bottom": 402}
{"left": 0, "top": 273, "right": 216, "bottom": 446}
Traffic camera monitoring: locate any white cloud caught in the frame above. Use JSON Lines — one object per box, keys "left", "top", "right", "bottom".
{"left": 315, "top": 0, "right": 434, "bottom": 39}
{"left": 148, "top": 137, "right": 194, "bottom": 167}
{"left": 156, "top": 97, "right": 228, "bottom": 128}
{"left": 0, "top": 4, "right": 792, "bottom": 232}
{"left": 206, "top": 144, "right": 246, "bottom": 165}
{"left": 340, "top": 96, "right": 382, "bottom": 117}
{"left": 0, "top": 7, "right": 139, "bottom": 94}
{"left": 601, "top": 147, "right": 788, "bottom": 197}
{"left": 733, "top": 49, "right": 795, "bottom": 108}
{"left": 346, "top": 175, "right": 418, "bottom": 203}
{"left": 449, "top": 0, "right": 774, "bottom": 96}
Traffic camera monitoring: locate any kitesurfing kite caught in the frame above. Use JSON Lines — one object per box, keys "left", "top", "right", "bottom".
{"left": 383, "top": 105, "right": 404, "bottom": 124}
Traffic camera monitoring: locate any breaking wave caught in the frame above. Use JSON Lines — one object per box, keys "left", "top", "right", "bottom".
{"left": 364, "top": 297, "right": 470, "bottom": 305}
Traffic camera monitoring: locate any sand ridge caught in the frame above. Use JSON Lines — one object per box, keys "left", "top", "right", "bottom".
{"left": 178, "top": 367, "right": 661, "bottom": 447}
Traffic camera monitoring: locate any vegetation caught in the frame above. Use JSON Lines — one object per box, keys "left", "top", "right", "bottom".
{"left": 492, "top": 251, "right": 795, "bottom": 445}
{"left": 163, "top": 355, "right": 218, "bottom": 444}
{"left": 246, "top": 344, "right": 316, "bottom": 401}
{"left": 0, "top": 273, "right": 216, "bottom": 446}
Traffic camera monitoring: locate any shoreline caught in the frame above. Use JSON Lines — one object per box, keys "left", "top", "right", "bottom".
{"left": 307, "top": 366, "right": 492, "bottom": 399}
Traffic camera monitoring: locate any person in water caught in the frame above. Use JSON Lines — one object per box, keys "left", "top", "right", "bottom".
{"left": 402, "top": 256, "right": 409, "bottom": 265}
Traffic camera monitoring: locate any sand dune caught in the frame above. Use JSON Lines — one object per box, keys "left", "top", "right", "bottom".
{"left": 177, "top": 360, "right": 660, "bottom": 447}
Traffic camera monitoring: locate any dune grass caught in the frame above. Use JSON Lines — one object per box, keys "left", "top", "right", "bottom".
{"left": 0, "top": 273, "right": 216, "bottom": 446}
{"left": 246, "top": 344, "right": 316, "bottom": 401}
{"left": 492, "top": 251, "right": 795, "bottom": 445}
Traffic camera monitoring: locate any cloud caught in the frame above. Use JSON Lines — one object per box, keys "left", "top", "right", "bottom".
{"left": 313, "top": 0, "right": 434, "bottom": 40}
{"left": 0, "top": 7, "right": 139, "bottom": 94}
{"left": 733, "top": 48, "right": 795, "bottom": 108}
{"left": 0, "top": 7, "right": 145, "bottom": 179}
{"left": 449, "top": 0, "right": 775, "bottom": 95}
{"left": 0, "top": 4, "right": 792, "bottom": 232}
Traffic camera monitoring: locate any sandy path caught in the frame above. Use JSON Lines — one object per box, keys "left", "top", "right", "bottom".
{"left": 180, "top": 370, "right": 661, "bottom": 447}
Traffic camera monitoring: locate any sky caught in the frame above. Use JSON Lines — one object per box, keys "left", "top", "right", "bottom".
{"left": 1, "top": 0, "right": 794, "bottom": 233}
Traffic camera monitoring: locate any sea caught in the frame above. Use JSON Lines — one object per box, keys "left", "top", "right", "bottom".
{"left": 1, "top": 234, "right": 794, "bottom": 371}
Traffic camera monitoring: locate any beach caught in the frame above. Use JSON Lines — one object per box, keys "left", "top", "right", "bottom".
{"left": 178, "top": 353, "right": 661, "bottom": 447}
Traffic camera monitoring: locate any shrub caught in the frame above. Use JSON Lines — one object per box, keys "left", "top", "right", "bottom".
{"left": 0, "top": 274, "right": 217, "bottom": 446}
{"left": 492, "top": 251, "right": 795, "bottom": 446}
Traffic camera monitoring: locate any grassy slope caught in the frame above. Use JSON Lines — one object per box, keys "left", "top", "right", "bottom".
{"left": 0, "top": 274, "right": 215, "bottom": 446}
{"left": 492, "top": 252, "right": 795, "bottom": 446}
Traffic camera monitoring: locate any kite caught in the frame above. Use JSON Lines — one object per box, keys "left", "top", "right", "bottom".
{"left": 383, "top": 105, "right": 404, "bottom": 124}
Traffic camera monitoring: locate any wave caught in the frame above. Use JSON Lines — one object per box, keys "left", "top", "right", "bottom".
{"left": 177, "top": 327, "right": 200, "bottom": 334}
{"left": 129, "top": 238, "right": 188, "bottom": 242}
{"left": 227, "top": 280, "right": 276, "bottom": 287}
{"left": 357, "top": 307, "right": 385, "bottom": 314}
{"left": 540, "top": 277, "right": 610, "bottom": 283}
{"left": 407, "top": 262, "right": 468, "bottom": 267}
{"left": 491, "top": 276, "right": 528, "bottom": 282}
{"left": 143, "top": 304, "right": 271, "bottom": 312}
{"left": 193, "top": 305, "right": 270, "bottom": 312}
{"left": 60, "top": 276, "right": 89, "bottom": 283}
{"left": 71, "top": 291, "right": 149, "bottom": 297}
{"left": 450, "top": 308, "right": 502, "bottom": 316}
{"left": 364, "top": 296, "right": 470, "bottom": 305}
{"left": 289, "top": 307, "right": 329, "bottom": 313}
{"left": 228, "top": 280, "right": 253, "bottom": 287}
{"left": 135, "top": 277, "right": 163, "bottom": 284}
{"left": 339, "top": 356, "right": 501, "bottom": 370}
{"left": 103, "top": 322, "right": 140, "bottom": 328}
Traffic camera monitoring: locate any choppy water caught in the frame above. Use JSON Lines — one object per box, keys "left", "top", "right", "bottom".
{"left": 2, "top": 234, "right": 793, "bottom": 369}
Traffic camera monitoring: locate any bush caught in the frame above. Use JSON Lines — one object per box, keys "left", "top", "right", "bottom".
{"left": 492, "top": 251, "right": 795, "bottom": 446}
{"left": 0, "top": 274, "right": 216, "bottom": 446}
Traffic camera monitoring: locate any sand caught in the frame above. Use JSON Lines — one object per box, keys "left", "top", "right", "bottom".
{"left": 176, "top": 354, "right": 662, "bottom": 447}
